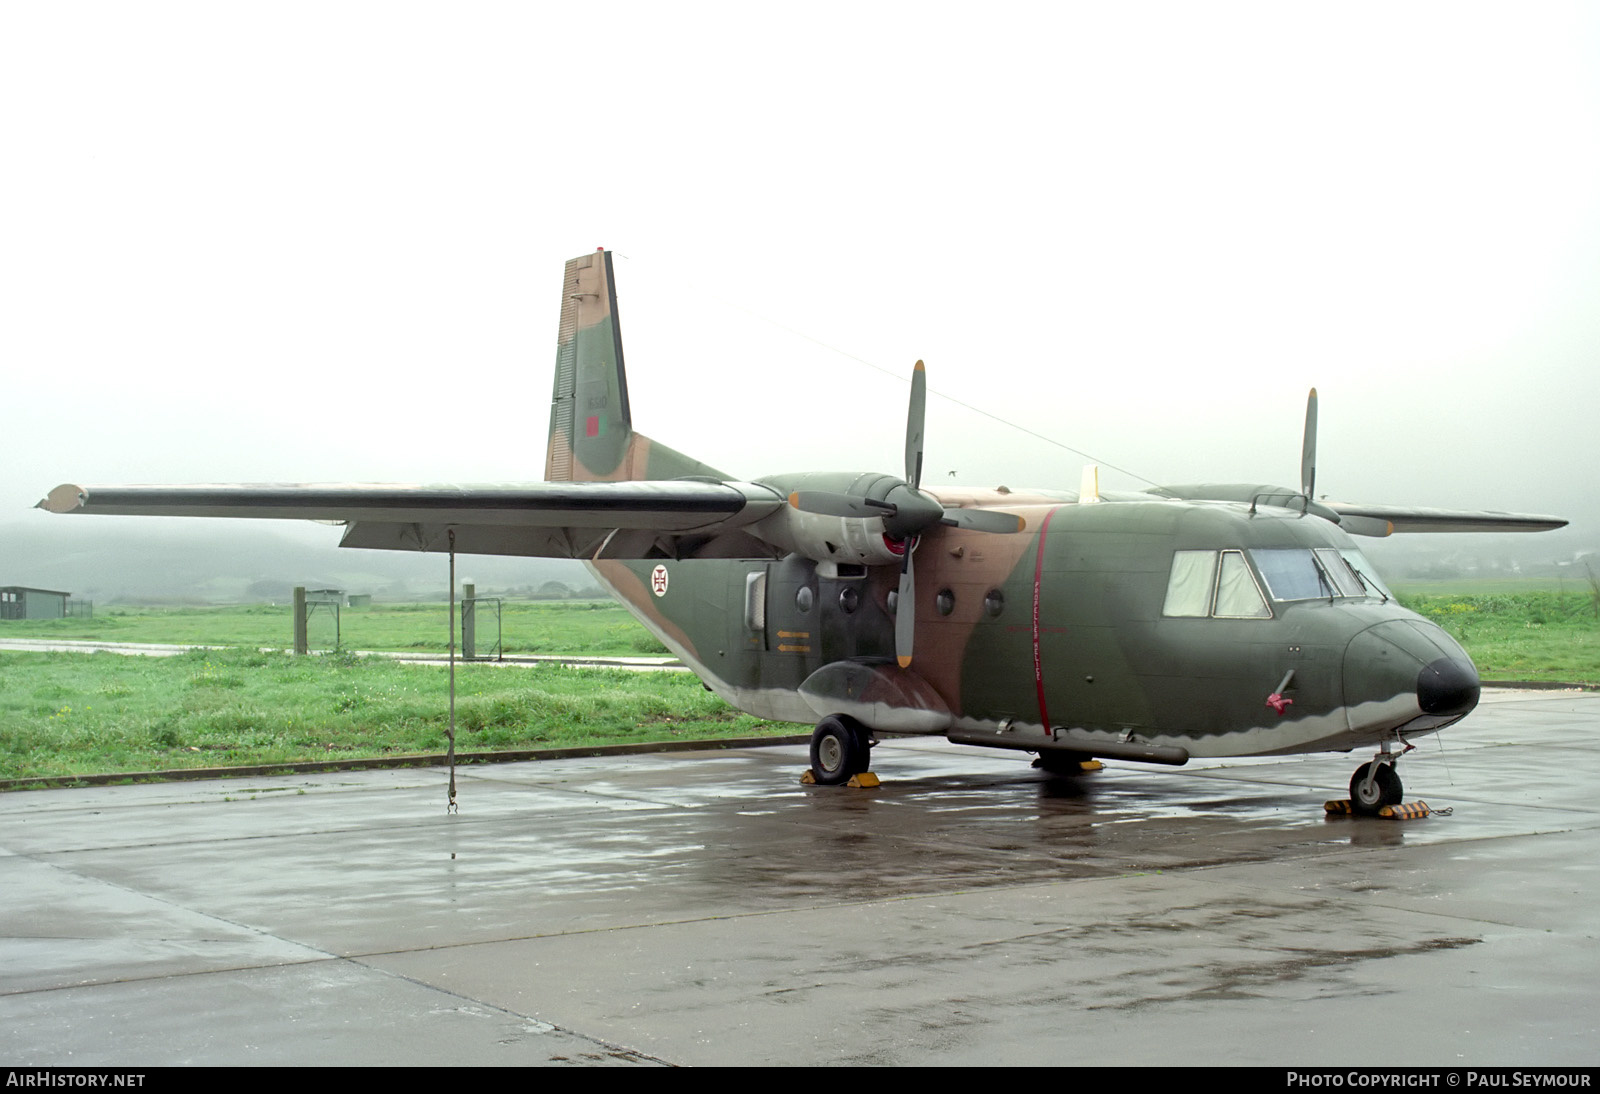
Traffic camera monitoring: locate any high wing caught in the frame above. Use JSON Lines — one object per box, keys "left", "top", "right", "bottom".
{"left": 38, "top": 481, "right": 786, "bottom": 560}
{"left": 1320, "top": 502, "right": 1568, "bottom": 537}
{"left": 1147, "top": 483, "right": 1566, "bottom": 537}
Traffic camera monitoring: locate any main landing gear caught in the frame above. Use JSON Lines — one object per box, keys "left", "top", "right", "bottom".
{"left": 808, "top": 714, "right": 874, "bottom": 785}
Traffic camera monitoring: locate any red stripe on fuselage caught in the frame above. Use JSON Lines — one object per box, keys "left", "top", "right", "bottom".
{"left": 1032, "top": 506, "right": 1061, "bottom": 732}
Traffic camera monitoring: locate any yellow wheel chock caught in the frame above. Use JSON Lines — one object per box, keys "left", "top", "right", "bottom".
{"left": 1325, "top": 798, "right": 1432, "bottom": 819}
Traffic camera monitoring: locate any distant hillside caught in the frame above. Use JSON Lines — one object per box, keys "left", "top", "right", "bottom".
{"left": 1362, "top": 526, "right": 1594, "bottom": 585}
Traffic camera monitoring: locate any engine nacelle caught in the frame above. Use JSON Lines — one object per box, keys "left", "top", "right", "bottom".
{"left": 743, "top": 470, "right": 925, "bottom": 566}
{"left": 747, "top": 504, "right": 906, "bottom": 566}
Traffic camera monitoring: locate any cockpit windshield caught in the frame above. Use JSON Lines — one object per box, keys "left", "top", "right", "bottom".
{"left": 1337, "top": 548, "right": 1393, "bottom": 600}
{"left": 1251, "top": 548, "right": 1392, "bottom": 602}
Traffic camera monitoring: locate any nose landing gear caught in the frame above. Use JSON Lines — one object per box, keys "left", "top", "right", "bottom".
{"left": 1346, "top": 737, "right": 1415, "bottom": 816}
{"left": 1350, "top": 759, "right": 1403, "bottom": 814}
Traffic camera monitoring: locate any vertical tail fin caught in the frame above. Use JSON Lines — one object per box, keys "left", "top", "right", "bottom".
{"left": 546, "top": 250, "right": 631, "bottom": 481}
{"left": 545, "top": 249, "right": 729, "bottom": 483}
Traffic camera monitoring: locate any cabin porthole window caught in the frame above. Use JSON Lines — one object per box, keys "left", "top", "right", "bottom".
{"left": 796, "top": 587, "right": 813, "bottom": 613}
{"left": 936, "top": 589, "right": 955, "bottom": 616}
{"left": 984, "top": 589, "right": 1005, "bottom": 618}
{"left": 838, "top": 587, "right": 859, "bottom": 614}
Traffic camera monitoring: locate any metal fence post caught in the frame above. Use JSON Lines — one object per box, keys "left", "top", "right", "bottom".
{"left": 292, "top": 586, "right": 307, "bottom": 655}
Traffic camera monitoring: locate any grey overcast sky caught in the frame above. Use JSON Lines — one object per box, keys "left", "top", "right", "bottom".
{"left": 5, "top": 2, "right": 1598, "bottom": 553}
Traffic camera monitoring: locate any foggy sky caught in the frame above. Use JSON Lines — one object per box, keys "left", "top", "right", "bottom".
{"left": 5, "top": 3, "right": 1597, "bottom": 566}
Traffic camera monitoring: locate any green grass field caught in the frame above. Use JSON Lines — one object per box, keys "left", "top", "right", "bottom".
{"left": 0, "top": 646, "right": 798, "bottom": 781}
{"left": 0, "top": 601, "right": 801, "bottom": 781}
{"left": 0, "top": 600, "right": 668, "bottom": 656}
{"left": 0, "top": 591, "right": 1593, "bottom": 783}
{"left": 1395, "top": 590, "right": 1599, "bottom": 683}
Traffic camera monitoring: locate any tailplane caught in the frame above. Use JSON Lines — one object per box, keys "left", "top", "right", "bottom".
{"left": 545, "top": 250, "right": 730, "bottom": 483}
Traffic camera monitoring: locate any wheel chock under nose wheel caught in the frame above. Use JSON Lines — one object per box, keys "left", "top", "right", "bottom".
{"left": 1325, "top": 798, "right": 1433, "bottom": 819}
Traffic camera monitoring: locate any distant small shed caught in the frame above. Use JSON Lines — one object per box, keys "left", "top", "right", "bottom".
{"left": 0, "top": 587, "right": 71, "bottom": 620}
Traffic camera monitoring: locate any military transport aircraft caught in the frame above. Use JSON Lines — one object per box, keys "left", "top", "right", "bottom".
{"left": 40, "top": 249, "right": 1567, "bottom": 813}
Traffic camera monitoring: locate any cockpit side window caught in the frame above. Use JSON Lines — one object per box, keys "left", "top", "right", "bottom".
{"left": 1214, "top": 551, "right": 1271, "bottom": 618}
{"left": 1162, "top": 550, "right": 1218, "bottom": 617}
{"left": 1163, "top": 550, "right": 1271, "bottom": 619}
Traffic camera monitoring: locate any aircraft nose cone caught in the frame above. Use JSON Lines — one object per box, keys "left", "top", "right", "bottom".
{"left": 1417, "top": 656, "right": 1480, "bottom": 717}
{"left": 1343, "top": 617, "right": 1481, "bottom": 737}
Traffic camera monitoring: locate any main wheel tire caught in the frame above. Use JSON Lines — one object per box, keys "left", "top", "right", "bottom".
{"left": 810, "top": 715, "right": 869, "bottom": 786}
{"left": 1349, "top": 761, "right": 1403, "bottom": 815}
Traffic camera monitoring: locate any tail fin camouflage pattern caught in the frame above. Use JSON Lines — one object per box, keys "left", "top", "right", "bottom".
{"left": 545, "top": 250, "right": 729, "bottom": 483}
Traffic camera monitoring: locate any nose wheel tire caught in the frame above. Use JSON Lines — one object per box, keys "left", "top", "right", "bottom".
{"left": 1350, "top": 761, "right": 1403, "bottom": 815}
{"left": 810, "top": 715, "right": 871, "bottom": 785}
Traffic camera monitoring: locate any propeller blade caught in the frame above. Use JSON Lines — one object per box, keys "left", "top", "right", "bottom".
{"left": 788, "top": 491, "right": 895, "bottom": 519}
{"left": 1301, "top": 387, "right": 1318, "bottom": 501}
{"left": 895, "top": 545, "right": 916, "bottom": 668}
{"left": 941, "top": 508, "right": 1026, "bottom": 533}
{"left": 905, "top": 360, "right": 926, "bottom": 490}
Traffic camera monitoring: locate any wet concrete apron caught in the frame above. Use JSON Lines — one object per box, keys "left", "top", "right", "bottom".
{"left": 2, "top": 689, "right": 1596, "bottom": 1065}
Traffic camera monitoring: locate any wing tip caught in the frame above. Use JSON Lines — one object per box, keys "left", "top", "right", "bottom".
{"left": 37, "top": 484, "right": 86, "bottom": 514}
